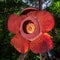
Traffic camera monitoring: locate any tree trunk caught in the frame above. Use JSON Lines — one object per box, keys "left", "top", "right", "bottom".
{"left": 35, "top": 0, "right": 42, "bottom": 10}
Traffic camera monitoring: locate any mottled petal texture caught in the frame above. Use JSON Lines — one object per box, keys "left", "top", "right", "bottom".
{"left": 30, "top": 33, "right": 53, "bottom": 54}
{"left": 37, "top": 11, "right": 55, "bottom": 32}
{"left": 7, "top": 14, "right": 26, "bottom": 34}
{"left": 10, "top": 34, "right": 29, "bottom": 54}
{"left": 7, "top": 14, "right": 20, "bottom": 34}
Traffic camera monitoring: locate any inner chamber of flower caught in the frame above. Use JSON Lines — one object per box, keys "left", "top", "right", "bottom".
{"left": 23, "top": 20, "right": 35, "bottom": 34}
{"left": 20, "top": 16, "right": 40, "bottom": 41}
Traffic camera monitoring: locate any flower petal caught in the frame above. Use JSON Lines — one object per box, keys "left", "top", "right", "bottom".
{"left": 21, "top": 7, "right": 38, "bottom": 15}
{"left": 37, "top": 11, "right": 55, "bottom": 32}
{"left": 10, "top": 34, "right": 29, "bottom": 54}
{"left": 7, "top": 14, "right": 26, "bottom": 34}
{"left": 30, "top": 33, "right": 53, "bottom": 54}
{"left": 27, "top": 11, "right": 37, "bottom": 17}
{"left": 7, "top": 14, "right": 19, "bottom": 34}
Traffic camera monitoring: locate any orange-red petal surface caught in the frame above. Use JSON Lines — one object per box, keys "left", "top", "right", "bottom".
{"left": 37, "top": 11, "right": 55, "bottom": 32}
{"left": 7, "top": 14, "right": 20, "bottom": 34}
{"left": 27, "top": 11, "right": 37, "bottom": 17}
{"left": 7, "top": 14, "right": 26, "bottom": 34}
{"left": 21, "top": 7, "right": 38, "bottom": 15}
{"left": 10, "top": 34, "right": 29, "bottom": 54}
{"left": 30, "top": 33, "right": 53, "bottom": 54}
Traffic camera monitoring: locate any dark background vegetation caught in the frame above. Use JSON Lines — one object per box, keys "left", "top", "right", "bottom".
{"left": 0, "top": 0, "right": 60, "bottom": 60}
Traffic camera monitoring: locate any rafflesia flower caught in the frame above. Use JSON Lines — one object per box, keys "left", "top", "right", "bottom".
{"left": 7, "top": 7, "right": 55, "bottom": 54}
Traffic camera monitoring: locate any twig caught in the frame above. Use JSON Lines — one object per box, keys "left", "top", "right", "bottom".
{"left": 40, "top": 54, "right": 46, "bottom": 60}
{"left": 17, "top": 52, "right": 28, "bottom": 60}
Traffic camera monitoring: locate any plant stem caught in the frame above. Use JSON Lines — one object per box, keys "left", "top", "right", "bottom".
{"left": 17, "top": 52, "right": 28, "bottom": 60}
{"left": 40, "top": 54, "right": 46, "bottom": 60}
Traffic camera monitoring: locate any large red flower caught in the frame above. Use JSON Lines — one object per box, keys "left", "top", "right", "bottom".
{"left": 7, "top": 7, "right": 55, "bottom": 54}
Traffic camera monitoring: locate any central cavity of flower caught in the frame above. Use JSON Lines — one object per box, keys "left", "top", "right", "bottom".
{"left": 26, "top": 23, "right": 35, "bottom": 34}
{"left": 20, "top": 18, "right": 40, "bottom": 40}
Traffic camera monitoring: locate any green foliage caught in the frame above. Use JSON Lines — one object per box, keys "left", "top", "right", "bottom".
{"left": 47, "top": 1, "right": 60, "bottom": 16}
{"left": 0, "top": 0, "right": 60, "bottom": 60}
{"left": 47, "top": 1, "right": 60, "bottom": 58}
